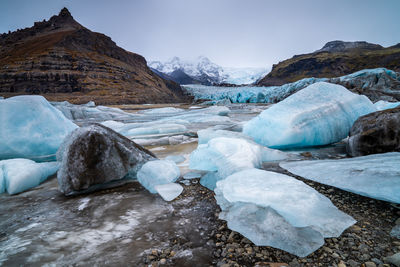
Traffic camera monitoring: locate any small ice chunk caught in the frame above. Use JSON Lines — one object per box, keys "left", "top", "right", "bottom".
{"left": 280, "top": 152, "right": 400, "bottom": 204}
{"left": 243, "top": 82, "right": 376, "bottom": 148}
{"left": 183, "top": 171, "right": 203, "bottom": 180}
{"left": 154, "top": 183, "right": 183, "bottom": 201}
{"left": 137, "top": 160, "right": 181, "bottom": 193}
{"left": 391, "top": 225, "right": 400, "bottom": 239}
{"left": 0, "top": 159, "right": 59, "bottom": 195}
{"left": 200, "top": 171, "right": 222, "bottom": 191}
{"left": 165, "top": 155, "right": 186, "bottom": 164}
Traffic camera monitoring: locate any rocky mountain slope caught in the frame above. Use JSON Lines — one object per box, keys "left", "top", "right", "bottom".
{"left": 0, "top": 8, "right": 187, "bottom": 104}
{"left": 257, "top": 40, "right": 400, "bottom": 86}
{"left": 149, "top": 56, "right": 267, "bottom": 85}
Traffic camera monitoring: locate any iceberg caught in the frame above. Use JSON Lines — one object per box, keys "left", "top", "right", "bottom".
{"left": 215, "top": 168, "right": 356, "bottom": 257}
{"left": 137, "top": 160, "right": 180, "bottom": 193}
{"left": 154, "top": 183, "right": 183, "bottom": 201}
{"left": 165, "top": 155, "right": 186, "bottom": 164}
{"left": 243, "top": 82, "right": 376, "bottom": 148}
{"left": 0, "top": 159, "right": 59, "bottom": 195}
{"left": 190, "top": 137, "right": 286, "bottom": 179}
{"left": 280, "top": 152, "right": 400, "bottom": 204}
{"left": 183, "top": 171, "right": 203, "bottom": 180}
{"left": 0, "top": 95, "right": 78, "bottom": 160}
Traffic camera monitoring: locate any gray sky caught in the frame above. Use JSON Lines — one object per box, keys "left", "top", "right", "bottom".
{"left": 1, "top": 0, "right": 399, "bottom": 68}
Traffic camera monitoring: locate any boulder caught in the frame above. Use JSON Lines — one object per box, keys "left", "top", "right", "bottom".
{"left": 347, "top": 107, "right": 400, "bottom": 156}
{"left": 57, "top": 124, "right": 156, "bottom": 195}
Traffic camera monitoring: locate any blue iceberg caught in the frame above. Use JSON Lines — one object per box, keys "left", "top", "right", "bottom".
{"left": 243, "top": 82, "right": 376, "bottom": 148}
{"left": 0, "top": 96, "right": 78, "bottom": 160}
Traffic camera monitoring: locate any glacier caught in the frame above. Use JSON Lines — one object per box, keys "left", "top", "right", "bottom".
{"left": 137, "top": 160, "right": 181, "bottom": 194}
{"left": 243, "top": 82, "right": 376, "bottom": 148}
{"left": 280, "top": 152, "right": 400, "bottom": 204}
{"left": 0, "top": 159, "right": 59, "bottom": 195}
{"left": 0, "top": 95, "right": 78, "bottom": 160}
{"left": 215, "top": 168, "right": 356, "bottom": 257}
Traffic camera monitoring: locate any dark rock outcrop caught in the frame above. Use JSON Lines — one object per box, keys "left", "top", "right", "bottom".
{"left": 347, "top": 107, "right": 400, "bottom": 157}
{"left": 0, "top": 8, "right": 188, "bottom": 104}
{"left": 57, "top": 124, "right": 156, "bottom": 195}
{"left": 258, "top": 40, "right": 400, "bottom": 87}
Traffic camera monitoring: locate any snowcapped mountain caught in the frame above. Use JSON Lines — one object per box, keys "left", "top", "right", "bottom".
{"left": 149, "top": 56, "right": 269, "bottom": 85}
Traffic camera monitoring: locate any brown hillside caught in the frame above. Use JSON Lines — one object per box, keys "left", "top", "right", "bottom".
{"left": 0, "top": 8, "right": 188, "bottom": 104}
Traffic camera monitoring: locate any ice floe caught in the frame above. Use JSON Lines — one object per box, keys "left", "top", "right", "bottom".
{"left": 137, "top": 160, "right": 181, "bottom": 193}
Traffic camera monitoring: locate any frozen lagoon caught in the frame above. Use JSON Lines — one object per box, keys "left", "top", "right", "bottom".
{"left": 0, "top": 101, "right": 399, "bottom": 265}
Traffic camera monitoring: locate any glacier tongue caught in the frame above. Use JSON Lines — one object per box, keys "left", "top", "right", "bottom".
{"left": 280, "top": 152, "right": 400, "bottom": 204}
{"left": 215, "top": 168, "right": 356, "bottom": 257}
{"left": 243, "top": 82, "right": 376, "bottom": 148}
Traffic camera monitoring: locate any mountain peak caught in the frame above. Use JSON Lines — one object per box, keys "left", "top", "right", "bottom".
{"left": 59, "top": 7, "right": 72, "bottom": 18}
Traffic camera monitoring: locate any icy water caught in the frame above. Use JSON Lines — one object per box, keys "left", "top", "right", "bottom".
{"left": 0, "top": 103, "right": 349, "bottom": 266}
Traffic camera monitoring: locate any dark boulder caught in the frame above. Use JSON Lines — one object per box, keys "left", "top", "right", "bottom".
{"left": 57, "top": 124, "right": 156, "bottom": 195}
{"left": 347, "top": 107, "right": 400, "bottom": 156}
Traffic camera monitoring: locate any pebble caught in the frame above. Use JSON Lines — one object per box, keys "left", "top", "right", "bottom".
{"left": 364, "top": 261, "right": 376, "bottom": 267}
{"left": 385, "top": 253, "right": 400, "bottom": 266}
{"left": 338, "top": 261, "right": 347, "bottom": 267}
{"left": 159, "top": 258, "right": 166, "bottom": 265}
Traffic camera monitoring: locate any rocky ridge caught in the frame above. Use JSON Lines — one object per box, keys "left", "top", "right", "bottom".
{"left": 0, "top": 8, "right": 188, "bottom": 104}
{"left": 258, "top": 40, "right": 400, "bottom": 86}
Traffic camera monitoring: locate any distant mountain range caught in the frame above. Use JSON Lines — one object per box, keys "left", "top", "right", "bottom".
{"left": 149, "top": 56, "right": 268, "bottom": 85}
{"left": 0, "top": 8, "right": 187, "bottom": 104}
{"left": 257, "top": 40, "right": 400, "bottom": 86}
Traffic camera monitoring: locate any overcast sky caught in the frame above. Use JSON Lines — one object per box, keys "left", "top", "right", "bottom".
{"left": 1, "top": 0, "right": 399, "bottom": 68}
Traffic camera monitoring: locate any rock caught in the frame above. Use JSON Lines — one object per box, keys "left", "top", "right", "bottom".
{"left": 391, "top": 225, "right": 400, "bottom": 239}
{"left": 347, "top": 107, "right": 400, "bottom": 156}
{"left": 385, "top": 253, "right": 400, "bottom": 267}
{"left": 364, "top": 262, "right": 376, "bottom": 267}
{"left": 57, "top": 124, "right": 155, "bottom": 195}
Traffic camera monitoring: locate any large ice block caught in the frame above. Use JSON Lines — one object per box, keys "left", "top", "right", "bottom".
{"left": 0, "top": 95, "right": 78, "bottom": 160}
{"left": 215, "top": 168, "right": 356, "bottom": 257}
{"left": 243, "top": 82, "right": 376, "bottom": 148}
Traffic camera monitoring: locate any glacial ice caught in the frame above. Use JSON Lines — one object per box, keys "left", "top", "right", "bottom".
{"left": 138, "top": 107, "right": 184, "bottom": 114}
{"left": 137, "top": 160, "right": 181, "bottom": 193}
{"left": 183, "top": 77, "right": 326, "bottom": 103}
{"left": 165, "top": 155, "right": 186, "bottom": 164}
{"left": 183, "top": 171, "right": 203, "bottom": 180}
{"left": 0, "top": 159, "right": 59, "bottom": 195}
{"left": 190, "top": 137, "right": 286, "bottom": 179}
{"left": 199, "top": 171, "right": 222, "bottom": 190}
{"left": 197, "top": 128, "right": 251, "bottom": 144}
{"left": 52, "top": 101, "right": 136, "bottom": 121}
{"left": 243, "top": 82, "right": 376, "bottom": 148}
{"left": 0, "top": 95, "right": 78, "bottom": 160}
{"left": 154, "top": 183, "right": 183, "bottom": 201}
{"left": 374, "top": 100, "right": 400, "bottom": 111}
{"left": 280, "top": 152, "right": 400, "bottom": 204}
{"left": 215, "top": 168, "right": 356, "bottom": 257}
